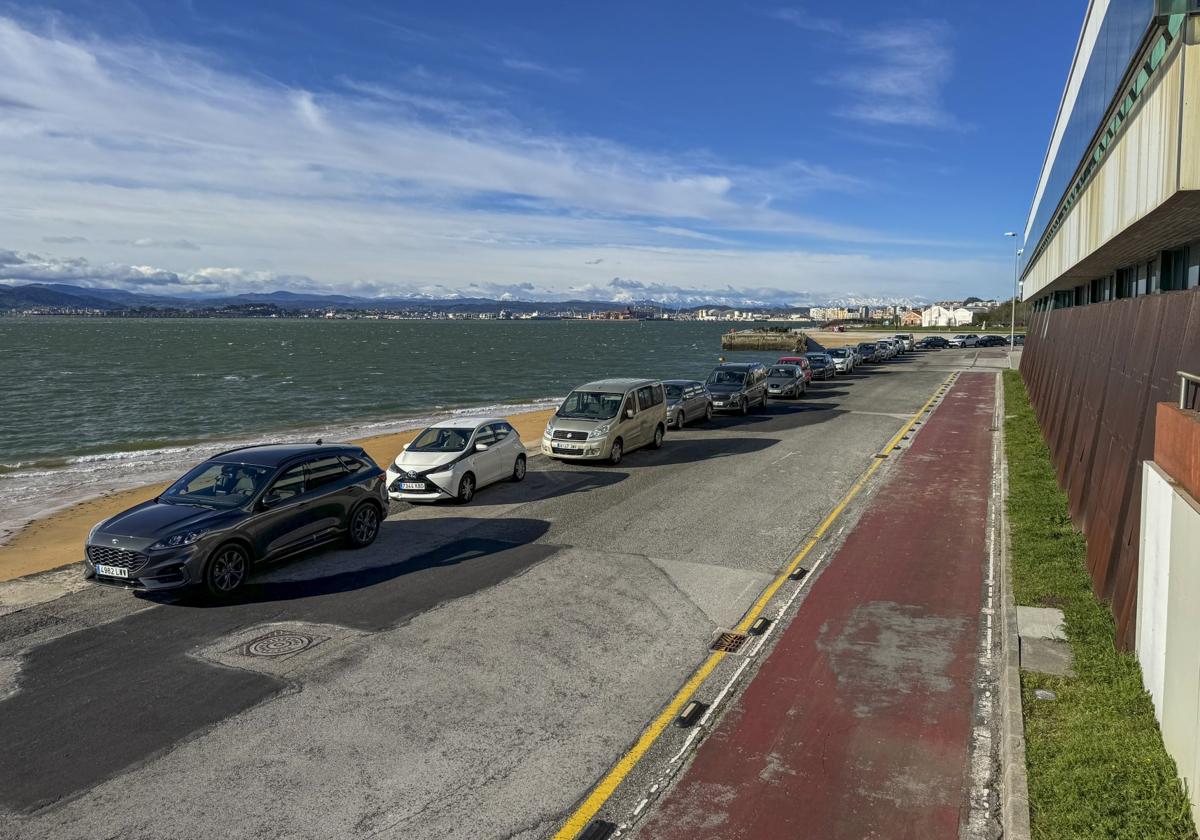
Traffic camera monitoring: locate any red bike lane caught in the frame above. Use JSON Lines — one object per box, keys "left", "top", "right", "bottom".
{"left": 640, "top": 372, "right": 996, "bottom": 840}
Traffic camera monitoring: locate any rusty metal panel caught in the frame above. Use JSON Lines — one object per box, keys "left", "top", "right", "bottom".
{"left": 1020, "top": 288, "right": 1200, "bottom": 649}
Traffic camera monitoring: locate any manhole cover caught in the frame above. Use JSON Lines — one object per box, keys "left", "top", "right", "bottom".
{"left": 237, "top": 629, "right": 327, "bottom": 659}
{"left": 710, "top": 631, "right": 749, "bottom": 654}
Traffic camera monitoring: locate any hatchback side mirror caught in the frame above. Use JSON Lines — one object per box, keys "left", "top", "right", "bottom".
{"left": 625, "top": 408, "right": 635, "bottom": 419}
{"left": 260, "top": 493, "right": 280, "bottom": 510}
{"left": 475, "top": 442, "right": 489, "bottom": 452}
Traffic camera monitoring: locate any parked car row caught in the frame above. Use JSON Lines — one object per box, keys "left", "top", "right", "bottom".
{"left": 81, "top": 335, "right": 928, "bottom": 598}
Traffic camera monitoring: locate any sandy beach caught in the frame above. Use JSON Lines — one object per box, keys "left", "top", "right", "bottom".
{"left": 0, "top": 407, "right": 555, "bottom": 583}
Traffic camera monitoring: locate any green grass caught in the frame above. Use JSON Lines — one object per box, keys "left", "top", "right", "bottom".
{"left": 1004, "top": 370, "right": 1197, "bottom": 839}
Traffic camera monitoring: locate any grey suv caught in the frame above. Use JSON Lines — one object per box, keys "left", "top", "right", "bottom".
{"left": 84, "top": 443, "right": 388, "bottom": 597}
{"left": 707, "top": 362, "right": 768, "bottom": 414}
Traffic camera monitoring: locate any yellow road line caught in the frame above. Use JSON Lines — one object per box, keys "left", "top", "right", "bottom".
{"left": 552, "top": 373, "right": 955, "bottom": 839}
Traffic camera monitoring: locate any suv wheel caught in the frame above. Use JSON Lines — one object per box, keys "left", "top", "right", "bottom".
{"left": 609, "top": 439, "right": 623, "bottom": 465}
{"left": 704, "top": 403, "right": 713, "bottom": 422}
{"left": 347, "top": 502, "right": 381, "bottom": 549}
{"left": 203, "top": 543, "right": 250, "bottom": 598}
{"left": 457, "top": 473, "right": 476, "bottom": 504}
{"left": 511, "top": 454, "right": 527, "bottom": 482}
{"left": 740, "top": 400, "right": 749, "bottom": 416}
{"left": 651, "top": 424, "right": 664, "bottom": 449}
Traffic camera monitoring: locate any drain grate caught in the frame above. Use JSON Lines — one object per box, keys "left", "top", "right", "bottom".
{"left": 237, "top": 629, "right": 327, "bottom": 659}
{"left": 710, "top": 631, "right": 749, "bottom": 654}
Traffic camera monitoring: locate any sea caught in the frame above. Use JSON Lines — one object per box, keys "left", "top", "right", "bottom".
{"left": 0, "top": 317, "right": 781, "bottom": 540}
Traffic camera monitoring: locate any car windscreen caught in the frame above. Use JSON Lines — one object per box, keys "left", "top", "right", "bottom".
{"left": 557, "top": 390, "right": 623, "bottom": 420}
{"left": 707, "top": 369, "right": 746, "bottom": 385}
{"left": 161, "top": 461, "right": 273, "bottom": 508}
{"left": 409, "top": 426, "right": 471, "bottom": 452}
{"left": 805, "top": 354, "right": 826, "bottom": 363}
{"left": 829, "top": 348, "right": 848, "bottom": 357}
{"left": 767, "top": 366, "right": 797, "bottom": 377}
{"left": 664, "top": 384, "right": 684, "bottom": 399}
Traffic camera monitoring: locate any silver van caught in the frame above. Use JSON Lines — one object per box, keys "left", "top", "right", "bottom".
{"left": 542, "top": 378, "right": 667, "bottom": 465}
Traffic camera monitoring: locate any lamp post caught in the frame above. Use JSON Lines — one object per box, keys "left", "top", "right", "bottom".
{"left": 1004, "top": 232, "right": 1022, "bottom": 369}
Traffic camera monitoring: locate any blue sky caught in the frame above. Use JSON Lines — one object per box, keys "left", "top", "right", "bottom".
{"left": 0, "top": 1, "right": 1085, "bottom": 304}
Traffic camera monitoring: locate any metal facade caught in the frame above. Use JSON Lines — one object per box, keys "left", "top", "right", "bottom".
{"left": 1021, "top": 287, "right": 1200, "bottom": 648}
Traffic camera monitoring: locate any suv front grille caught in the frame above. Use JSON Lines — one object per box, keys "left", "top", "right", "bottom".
{"left": 552, "top": 430, "right": 587, "bottom": 441}
{"left": 87, "top": 545, "right": 147, "bottom": 573}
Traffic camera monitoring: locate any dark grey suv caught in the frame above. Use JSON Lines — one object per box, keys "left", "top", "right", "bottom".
{"left": 706, "top": 362, "right": 768, "bottom": 414}
{"left": 84, "top": 443, "right": 388, "bottom": 597}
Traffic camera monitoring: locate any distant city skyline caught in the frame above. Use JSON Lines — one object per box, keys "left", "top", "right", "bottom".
{"left": 0, "top": 2, "right": 1084, "bottom": 300}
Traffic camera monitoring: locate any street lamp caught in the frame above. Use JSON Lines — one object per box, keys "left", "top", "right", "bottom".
{"left": 1004, "top": 232, "right": 1022, "bottom": 368}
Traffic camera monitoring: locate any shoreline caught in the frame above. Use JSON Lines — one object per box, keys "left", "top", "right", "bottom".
{"left": 0, "top": 405, "right": 556, "bottom": 583}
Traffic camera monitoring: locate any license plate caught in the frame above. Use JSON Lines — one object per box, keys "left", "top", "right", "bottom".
{"left": 96, "top": 564, "right": 129, "bottom": 578}
{"left": 714, "top": 401, "right": 725, "bottom": 407}
{"left": 400, "top": 482, "right": 426, "bottom": 490}
{"left": 554, "top": 444, "right": 582, "bottom": 452}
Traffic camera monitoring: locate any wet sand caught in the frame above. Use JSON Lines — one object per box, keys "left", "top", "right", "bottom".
{"left": 0, "top": 408, "right": 555, "bottom": 583}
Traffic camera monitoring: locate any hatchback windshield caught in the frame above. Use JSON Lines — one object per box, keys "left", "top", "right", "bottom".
{"left": 664, "top": 384, "right": 684, "bottom": 400}
{"left": 829, "top": 348, "right": 849, "bottom": 357}
{"left": 557, "top": 390, "right": 624, "bottom": 420}
{"left": 805, "top": 354, "right": 826, "bottom": 363}
{"left": 768, "top": 366, "right": 798, "bottom": 378}
{"left": 162, "top": 461, "right": 273, "bottom": 508}
{"left": 707, "top": 369, "right": 746, "bottom": 386}
{"left": 410, "top": 426, "right": 472, "bottom": 452}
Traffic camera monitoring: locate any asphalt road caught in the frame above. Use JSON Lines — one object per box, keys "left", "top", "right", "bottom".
{"left": 0, "top": 349, "right": 999, "bottom": 840}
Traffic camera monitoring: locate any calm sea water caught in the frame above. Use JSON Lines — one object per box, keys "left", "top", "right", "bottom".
{"left": 0, "top": 318, "right": 777, "bottom": 534}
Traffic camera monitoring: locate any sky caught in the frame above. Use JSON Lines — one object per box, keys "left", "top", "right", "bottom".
{"left": 0, "top": 1, "right": 1087, "bottom": 305}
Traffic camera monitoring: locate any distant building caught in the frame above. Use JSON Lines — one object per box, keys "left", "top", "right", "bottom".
{"left": 920, "top": 305, "right": 973, "bottom": 327}
{"left": 901, "top": 310, "right": 923, "bottom": 327}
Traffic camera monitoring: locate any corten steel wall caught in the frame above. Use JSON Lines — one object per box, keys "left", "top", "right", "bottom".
{"left": 1021, "top": 288, "right": 1200, "bottom": 649}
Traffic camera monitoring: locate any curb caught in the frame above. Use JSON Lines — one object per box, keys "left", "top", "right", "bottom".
{"left": 997, "top": 376, "right": 1032, "bottom": 840}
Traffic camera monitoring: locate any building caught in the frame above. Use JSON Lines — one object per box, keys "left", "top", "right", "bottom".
{"left": 1021, "top": 3, "right": 1200, "bottom": 309}
{"left": 900, "top": 310, "right": 923, "bottom": 327}
{"left": 920, "top": 305, "right": 973, "bottom": 327}
{"left": 1018, "top": 2, "right": 1200, "bottom": 821}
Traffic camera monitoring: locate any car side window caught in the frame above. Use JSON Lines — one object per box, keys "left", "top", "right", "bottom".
{"left": 265, "top": 464, "right": 306, "bottom": 504}
{"left": 622, "top": 394, "right": 638, "bottom": 418}
{"left": 474, "top": 427, "right": 498, "bottom": 448}
{"left": 652, "top": 384, "right": 664, "bottom": 405}
{"left": 636, "top": 386, "right": 654, "bottom": 411}
{"left": 490, "top": 423, "right": 510, "bottom": 441}
{"left": 306, "top": 456, "right": 348, "bottom": 491}
{"left": 339, "top": 455, "right": 366, "bottom": 473}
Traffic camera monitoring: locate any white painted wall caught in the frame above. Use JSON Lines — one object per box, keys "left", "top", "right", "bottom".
{"left": 1137, "top": 461, "right": 1200, "bottom": 824}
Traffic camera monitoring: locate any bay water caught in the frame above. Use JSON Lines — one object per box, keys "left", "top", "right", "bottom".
{"left": 0, "top": 317, "right": 777, "bottom": 538}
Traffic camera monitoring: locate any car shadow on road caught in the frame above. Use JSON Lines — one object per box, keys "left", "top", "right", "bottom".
{"left": 396, "top": 468, "right": 627, "bottom": 509}
{"left": 147, "top": 516, "right": 554, "bottom": 611}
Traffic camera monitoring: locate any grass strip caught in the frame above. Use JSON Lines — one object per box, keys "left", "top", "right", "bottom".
{"left": 1003, "top": 370, "right": 1196, "bottom": 839}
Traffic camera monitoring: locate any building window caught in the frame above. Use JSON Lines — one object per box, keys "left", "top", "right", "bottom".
{"left": 1160, "top": 247, "right": 1188, "bottom": 291}
{"left": 1116, "top": 266, "right": 1135, "bottom": 299}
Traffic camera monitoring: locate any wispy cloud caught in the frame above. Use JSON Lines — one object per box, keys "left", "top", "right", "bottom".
{"left": 500, "top": 57, "right": 580, "bottom": 82}
{"left": 0, "top": 15, "right": 1000, "bottom": 299}
{"left": 773, "top": 8, "right": 958, "bottom": 130}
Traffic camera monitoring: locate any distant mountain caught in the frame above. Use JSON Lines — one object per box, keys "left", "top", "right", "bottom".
{"left": 0, "top": 282, "right": 927, "bottom": 314}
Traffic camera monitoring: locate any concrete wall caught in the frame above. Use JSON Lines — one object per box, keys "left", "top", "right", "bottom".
{"left": 1138, "top": 461, "right": 1200, "bottom": 822}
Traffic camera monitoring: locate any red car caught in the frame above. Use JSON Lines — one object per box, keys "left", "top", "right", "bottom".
{"left": 776, "top": 356, "right": 813, "bottom": 383}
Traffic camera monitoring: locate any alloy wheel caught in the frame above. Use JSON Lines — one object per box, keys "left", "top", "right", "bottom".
{"left": 351, "top": 504, "right": 379, "bottom": 546}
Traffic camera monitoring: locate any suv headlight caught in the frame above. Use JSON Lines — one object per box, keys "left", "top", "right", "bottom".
{"left": 588, "top": 423, "right": 611, "bottom": 439}
{"left": 151, "top": 529, "right": 208, "bottom": 550}
{"left": 544, "top": 417, "right": 556, "bottom": 437}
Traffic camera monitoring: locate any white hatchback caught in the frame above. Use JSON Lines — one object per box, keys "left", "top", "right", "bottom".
{"left": 386, "top": 418, "right": 526, "bottom": 503}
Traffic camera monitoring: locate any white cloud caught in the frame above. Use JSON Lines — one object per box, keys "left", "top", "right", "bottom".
{"left": 774, "top": 9, "right": 958, "bottom": 130}
{"left": 0, "top": 15, "right": 1002, "bottom": 299}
